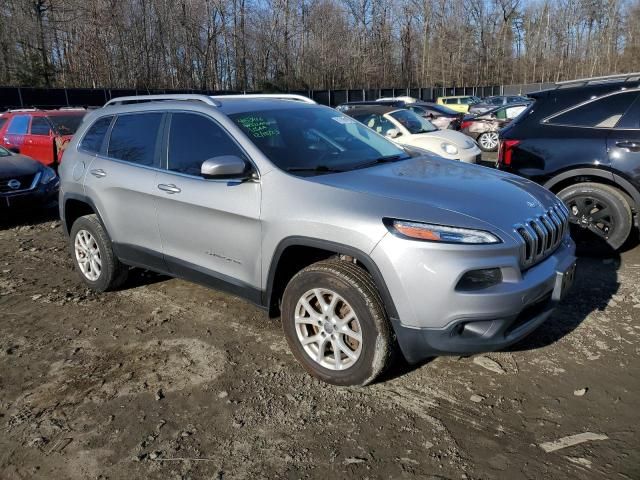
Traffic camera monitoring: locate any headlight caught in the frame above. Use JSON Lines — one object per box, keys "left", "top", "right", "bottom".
{"left": 40, "top": 167, "right": 57, "bottom": 185}
{"left": 441, "top": 143, "right": 458, "bottom": 155}
{"left": 385, "top": 219, "right": 501, "bottom": 244}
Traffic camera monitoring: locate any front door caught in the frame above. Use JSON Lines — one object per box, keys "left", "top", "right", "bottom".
{"left": 153, "top": 112, "right": 262, "bottom": 299}
{"left": 2, "top": 115, "right": 29, "bottom": 154}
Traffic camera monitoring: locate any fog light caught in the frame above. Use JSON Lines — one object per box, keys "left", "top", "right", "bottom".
{"left": 456, "top": 268, "right": 502, "bottom": 291}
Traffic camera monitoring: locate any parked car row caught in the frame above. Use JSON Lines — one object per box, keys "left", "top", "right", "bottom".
{"left": 335, "top": 95, "right": 532, "bottom": 153}
{"left": 0, "top": 107, "right": 87, "bottom": 216}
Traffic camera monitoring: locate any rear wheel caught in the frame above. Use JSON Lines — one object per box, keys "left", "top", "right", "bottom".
{"left": 477, "top": 131, "right": 499, "bottom": 152}
{"left": 557, "top": 182, "right": 632, "bottom": 254}
{"left": 281, "top": 259, "right": 393, "bottom": 386}
{"left": 69, "top": 214, "right": 128, "bottom": 291}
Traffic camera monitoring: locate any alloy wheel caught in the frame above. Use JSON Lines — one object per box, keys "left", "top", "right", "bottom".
{"left": 479, "top": 132, "right": 499, "bottom": 150}
{"left": 74, "top": 229, "right": 102, "bottom": 281}
{"left": 567, "top": 195, "right": 614, "bottom": 240}
{"left": 294, "top": 288, "right": 362, "bottom": 370}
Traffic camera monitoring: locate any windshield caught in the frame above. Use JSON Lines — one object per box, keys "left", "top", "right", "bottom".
{"left": 229, "top": 107, "right": 408, "bottom": 174}
{"left": 0, "top": 146, "right": 11, "bottom": 157}
{"left": 389, "top": 110, "right": 437, "bottom": 134}
{"left": 47, "top": 114, "right": 85, "bottom": 135}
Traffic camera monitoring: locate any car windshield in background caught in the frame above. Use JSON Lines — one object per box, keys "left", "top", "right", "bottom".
{"left": 0, "top": 145, "right": 11, "bottom": 157}
{"left": 229, "top": 107, "right": 408, "bottom": 174}
{"left": 48, "top": 114, "right": 85, "bottom": 135}
{"left": 460, "top": 96, "right": 482, "bottom": 105}
{"left": 389, "top": 110, "right": 437, "bottom": 134}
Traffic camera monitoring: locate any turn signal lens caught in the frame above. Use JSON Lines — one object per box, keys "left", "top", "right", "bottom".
{"left": 385, "top": 219, "right": 501, "bottom": 244}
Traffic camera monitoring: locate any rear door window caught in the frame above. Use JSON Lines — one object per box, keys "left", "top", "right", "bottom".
{"left": 167, "top": 113, "right": 245, "bottom": 176}
{"left": 30, "top": 117, "right": 51, "bottom": 135}
{"left": 7, "top": 115, "right": 29, "bottom": 134}
{"left": 548, "top": 91, "right": 639, "bottom": 128}
{"left": 107, "top": 113, "right": 163, "bottom": 167}
{"left": 80, "top": 116, "right": 113, "bottom": 154}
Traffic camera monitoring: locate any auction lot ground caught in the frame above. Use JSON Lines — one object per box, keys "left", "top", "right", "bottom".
{"left": 1, "top": 188, "right": 639, "bottom": 478}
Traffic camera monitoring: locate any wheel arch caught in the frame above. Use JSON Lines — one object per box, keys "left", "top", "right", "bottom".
{"left": 543, "top": 168, "right": 640, "bottom": 211}
{"left": 264, "top": 237, "right": 398, "bottom": 320}
{"left": 62, "top": 193, "right": 103, "bottom": 236}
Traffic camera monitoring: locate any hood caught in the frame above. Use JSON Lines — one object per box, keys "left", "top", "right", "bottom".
{"left": 0, "top": 154, "right": 42, "bottom": 179}
{"left": 413, "top": 129, "right": 475, "bottom": 148}
{"left": 310, "top": 156, "right": 560, "bottom": 236}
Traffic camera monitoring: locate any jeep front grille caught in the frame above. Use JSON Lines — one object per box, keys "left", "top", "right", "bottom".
{"left": 515, "top": 203, "right": 569, "bottom": 268}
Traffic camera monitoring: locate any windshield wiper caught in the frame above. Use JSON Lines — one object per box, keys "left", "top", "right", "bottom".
{"left": 349, "top": 154, "right": 410, "bottom": 171}
{"left": 286, "top": 165, "right": 343, "bottom": 173}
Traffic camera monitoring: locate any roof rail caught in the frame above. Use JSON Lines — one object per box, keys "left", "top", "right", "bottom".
{"left": 7, "top": 108, "right": 39, "bottom": 112}
{"left": 104, "top": 94, "right": 220, "bottom": 107}
{"left": 555, "top": 72, "right": 640, "bottom": 88}
{"left": 211, "top": 93, "right": 316, "bottom": 104}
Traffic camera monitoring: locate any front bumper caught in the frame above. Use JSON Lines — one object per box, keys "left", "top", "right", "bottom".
{"left": 371, "top": 233, "right": 576, "bottom": 363}
{"left": 0, "top": 178, "right": 59, "bottom": 211}
{"left": 458, "top": 145, "right": 482, "bottom": 163}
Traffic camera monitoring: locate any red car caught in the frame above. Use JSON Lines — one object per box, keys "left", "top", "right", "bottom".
{"left": 0, "top": 109, "right": 87, "bottom": 167}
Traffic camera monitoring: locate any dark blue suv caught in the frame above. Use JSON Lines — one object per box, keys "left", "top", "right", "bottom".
{"left": 498, "top": 74, "right": 640, "bottom": 253}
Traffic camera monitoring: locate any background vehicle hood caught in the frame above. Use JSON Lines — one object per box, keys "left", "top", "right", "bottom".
{"left": 311, "top": 156, "right": 561, "bottom": 236}
{"left": 412, "top": 129, "right": 474, "bottom": 147}
{"left": 0, "top": 154, "right": 42, "bottom": 179}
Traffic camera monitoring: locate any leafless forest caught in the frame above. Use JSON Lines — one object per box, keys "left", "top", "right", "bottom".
{"left": 0, "top": 0, "right": 638, "bottom": 91}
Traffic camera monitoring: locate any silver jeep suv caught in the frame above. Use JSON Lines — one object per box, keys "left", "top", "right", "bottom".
{"left": 59, "top": 94, "right": 576, "bottom": 386}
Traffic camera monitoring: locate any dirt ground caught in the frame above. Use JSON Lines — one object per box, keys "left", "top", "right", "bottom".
{"left": 1, "top": 210, "right": 639, "bottom": 480}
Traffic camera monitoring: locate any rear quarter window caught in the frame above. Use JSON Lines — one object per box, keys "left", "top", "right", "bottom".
{"left": 547, "top": 91, "right": 639, "bottom": 128}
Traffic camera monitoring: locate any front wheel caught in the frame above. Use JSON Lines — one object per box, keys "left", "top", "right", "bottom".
{"left": 281, "top": 259, "right": 393, "bottom": 386}
{"left": 557, "top": 182, "right": 632, "bottom": 254}
{"left": 477, "top": 131, "right": 499, "bottom": 152}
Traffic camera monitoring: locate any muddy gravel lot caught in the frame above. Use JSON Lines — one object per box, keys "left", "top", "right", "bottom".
{"left": 1, "top": 211, "right": 639, "bottom": 480}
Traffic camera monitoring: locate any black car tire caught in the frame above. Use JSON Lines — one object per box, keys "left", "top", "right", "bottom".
{"left": 69, "top": 214, "right": 129, "bottom": 291}
{"left": 281, "top": 259, "right": 393, "bottom": 386}
{"left": 557, "top": 182, "right": 632, "bottom": 254}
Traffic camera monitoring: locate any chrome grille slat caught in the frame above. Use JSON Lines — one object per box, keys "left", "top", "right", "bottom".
{"left": 514, "top": 203, "right": 570, "bottom": 268}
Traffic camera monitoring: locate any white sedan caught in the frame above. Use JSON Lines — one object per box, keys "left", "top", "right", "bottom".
{"left": 347, "top": 105, "right": 481, "bottom": 163}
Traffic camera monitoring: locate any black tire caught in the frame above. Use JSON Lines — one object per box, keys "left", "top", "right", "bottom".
{"left": 69, "top": 214, "right": 128, "bottom": 291}
{"left": 557, "top": 182, "right": 632, "bottom": 255}
{"left": 281, "top": 259, "right": 393, "bottom": 386}
{"left": 477, "top": 131, "right": 499, "bottom": 152}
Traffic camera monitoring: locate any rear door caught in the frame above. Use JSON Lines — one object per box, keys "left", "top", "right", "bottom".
{"left": 83, "top": 112, "right": 166, "bottom": 271}
{"left": 21, "top": 116, "right": 55, "bottom": 165}
{"left": 153, "top": 111, "right": 262, "bottom": 296}
{"left": 606, "top": 92, "right": 640, "bottom": 195}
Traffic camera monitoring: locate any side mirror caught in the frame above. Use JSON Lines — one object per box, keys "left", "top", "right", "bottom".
{"left": 201, "top": 155, "right": 249, "bottom": 179}
{"left": 385, "top": 128, "right": 401, "bottom": 139}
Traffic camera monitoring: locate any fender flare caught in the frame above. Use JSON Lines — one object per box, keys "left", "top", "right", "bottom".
{"left": 264, "top": 236, "right": 399, "bottom": 319}
{"left": 543, "top": 168, "right": 640, "bottom": 208}
{"left": 61, "top": 192, "right": 105, "bottom": 236}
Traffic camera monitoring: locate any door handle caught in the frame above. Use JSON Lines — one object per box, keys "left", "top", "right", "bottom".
{"left": 90, "top": 169, "right": 107, "bottom": 178}
{"left": 157, "top": 183, "right": 181, "bottom": 194}
{"left": 616, "top": 141, "right": 640, "bottom": 152}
